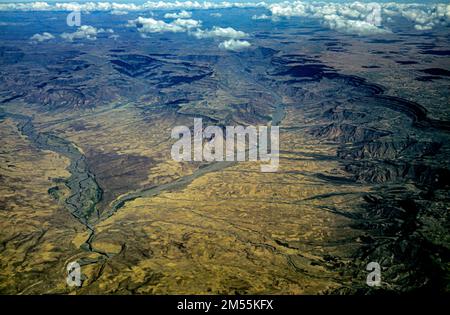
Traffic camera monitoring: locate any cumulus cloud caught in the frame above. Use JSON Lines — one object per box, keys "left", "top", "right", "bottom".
{"left": 127, "top": 16, "right": 198, "bottom": 34}
{"left": 267, "top": 1, "right": 390, "bottom": 34}
{"left": 129, "top": 15, "right": 247, "bottom": 40}
{"left": 266, "top": 1, "right": 450, "bottom": 34}
{"left": 127, "top": 15, "right": 250, "bottom": 51}
{"left": 61, "top": 25, "right": 112, "bottom": 41}
{"left": 0, "top": 1, "right": 51, "bottom": 11}
{"left": 129, "top": 16, "right": 246, "bottom": 38}
{"left": 164, "top": 10, "right": 192, "bottom": 19}
{"left": 172, "top": 18, "right": 201, "bottom": 30}
{"left": 110, "top": 10, "right": 128, "bottom": 15}
{"left": 191, "top": 26, "right": 248, "bottom": 39}
{"left": 210, "top": 12, "right": 222, "bottom": 18}
{"left": 392, "top": 3, "right": 450, "bottom": 30}
{"left": 414, "top": 24, "right": 433, "bottom": 31}
{"left": 322, "top": 14, "right": 390, "bottom": 35}
{"left": 30, "top": 32, "right": 54, "bottom": 42}
{"left": 219, "top": 39, "right": 251, "bottom": 51}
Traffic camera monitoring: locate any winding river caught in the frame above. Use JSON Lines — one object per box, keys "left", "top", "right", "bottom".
{"left": 1, "top": 111, "right": 102, "bottom": 254}
{"left": 1, "top": 108, "right": 288, "bottom": 257}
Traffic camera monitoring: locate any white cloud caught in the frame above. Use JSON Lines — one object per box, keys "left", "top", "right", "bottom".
{"left": 110, "top": 10, "right": 129, "bottom": 16}
{"left": 30, "top": 32, "right": 54, "bottom": 42}
{"left": 219, "top": 39, "right": 251, "bottom": 51}
{"left": 267, "top": 1, "right": 390, "bottom": 34}
{"left": 127, "top": 16, "right": 200, "bottom": 34}
{"left": 266, "top": 1, "right": 450, "bottom": 34}
{"left": 192, "top": 26, "right": 248, "bottom": 39}
{"left": 414, "top": 24, "right": 433, "bottom": 31}
{"left": 61, "top": 25, "right": 111, "bottom": 41}
{"left": 127, "top": 15, "right": 251, "bottom": 48}
{"left": 210, "top": 13, "right": 222, "bottom": 18}
{"left": 1, "top": 1, "right": 51, "bottom": 11}
{"left": 164, "top": 10, "right": 192, "bottom": 19}
{"left": 322, "top": 14, "right": 390, "bottom": 35}
{"left": 172, "top": 18, "right": 201, "bottom": 30}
